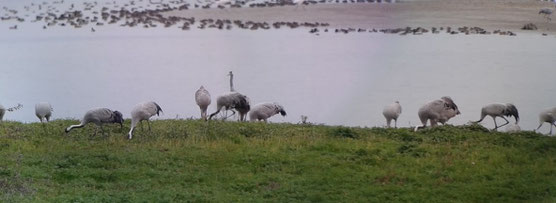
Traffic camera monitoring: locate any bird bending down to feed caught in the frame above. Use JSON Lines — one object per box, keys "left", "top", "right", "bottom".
{"left": 383, "top": 101, "right": 402, "bottom": 128}
{"left": 209, "top": 92, "right": 250, "bottom": 121}
{"left": 249, "top": 102, "right": 286, "bottom": 122}
{"left": 473, "top": 103, "right": 519, "bottom": 131}
{"left": 195, "top": 86, "right": 211, "bottom": 121}
{"left": 65, "top": 108, "right": 124, "bottom": 136}
{"left": 35, "top": 102, "right": 53, "bottom": 123}
{"left": 536, "top": 107, "right": 556, "bottom": 135}
{"left": 128, "top": 101, "right": 163, "bottom": 139}
{"left": 209, "top": 71, "right": 251, "bottom": 121}
{"left": 414, "top": 96, "right": 460, "bottom": 131}
{"left": 539, "top": 7, "right": 554, "bottom": 21}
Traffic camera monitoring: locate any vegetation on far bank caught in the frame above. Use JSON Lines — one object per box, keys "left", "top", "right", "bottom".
{"left": 0, "top": 120, "right": 555, "bottom": 202}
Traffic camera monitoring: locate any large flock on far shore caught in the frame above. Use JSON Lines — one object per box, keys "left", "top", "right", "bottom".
{"left": 1, "top": 0, "right": 554, "bottom": 36}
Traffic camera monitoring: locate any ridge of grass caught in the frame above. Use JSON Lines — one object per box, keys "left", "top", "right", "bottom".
{"left": 0, "top": 120, "right": 555, "bottom": 202}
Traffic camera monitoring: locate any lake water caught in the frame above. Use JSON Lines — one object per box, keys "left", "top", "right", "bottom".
{"left": 1, "top": 1, "right": 555, "bottom": 133}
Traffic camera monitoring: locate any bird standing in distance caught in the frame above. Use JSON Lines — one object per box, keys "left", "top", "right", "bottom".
{"left": 128, "top": 101, "right": 163, "bottom": 139}
{"left": 536, "top": 107, "right": 556, "bottom": 135}
{"left": 383, "top": 101, "right": 402, "bottom": 128}
{"left": 249, "top": 102, "right": 286, "bottom": 122}
{"left": 35, "top": 102, "right": 53, "bottom": 123}
{"left": 65, "top": 108, "right": 124, "bottom": 136}
{"left": 473, "top": 103, "right": 519, "bottom": 131}
{"left": 415, "top": 96, "right": 460, "bottom": 131}
{"left": 195, "top": 86, "right": 211, "bottom": 121}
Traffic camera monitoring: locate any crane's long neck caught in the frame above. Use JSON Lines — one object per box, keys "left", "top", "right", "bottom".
{"left": 229, "top": 73, "right": 235, "bottom": 92}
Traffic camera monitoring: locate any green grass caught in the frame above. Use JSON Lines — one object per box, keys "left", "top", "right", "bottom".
{"left": 0, "top": 119, "right": 555, "bottom": 202}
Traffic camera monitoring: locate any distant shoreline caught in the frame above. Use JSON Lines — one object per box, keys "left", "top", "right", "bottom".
{"left": 163, "top": 0, "right": 556, "bottom": 35}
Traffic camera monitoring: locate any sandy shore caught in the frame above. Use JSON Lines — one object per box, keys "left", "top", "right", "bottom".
{"left": 163, "top": 0, "right": 556, "bottom": 34}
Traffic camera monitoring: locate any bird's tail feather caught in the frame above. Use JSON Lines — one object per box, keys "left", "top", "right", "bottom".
{"left": 154, "top": 102, "right": 163, "bottom": 116}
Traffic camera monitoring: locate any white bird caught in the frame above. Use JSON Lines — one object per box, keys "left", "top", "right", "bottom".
{"left": 128, "top": 101, "right": 163, "bottom": 139}
{"left": 209, "top": 71, "right": 251, "bottom": 121}
{"left": 536, "top": 107, "right": 556, "bottom": 135}
{"left": 195, "top": 86, "right": 211, "bottom": 121}
{"left": 65, "top": 108, "right": 124, "bottom": 135}
{"left": 249, "top": 102, "right": 286, "bottom": 122}
{"left": 35, "top": 102, "right": 53, "bottom": 123}
{"left": 474, "top": 103, "right": 519, "bottom": 131}
{"left": 415, "top": 96, "right": 460, "bottom": 131}
{"left": 383, "top": 101, "right": 402, "bottom": 128}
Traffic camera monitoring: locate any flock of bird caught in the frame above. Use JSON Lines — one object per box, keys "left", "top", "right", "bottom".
{"left": 1, "top": 71, "right": 556, "bottom": 139}
{"left": 3, "top": 0, "right": 548, "bottom": 37}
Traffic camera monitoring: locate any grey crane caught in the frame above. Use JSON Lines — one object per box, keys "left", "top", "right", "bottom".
{"left": 383, "top": 101, "right": 402, "bottom": 128}
{"left": 415, "top": 96, "right": 460, "bottom": 131}
{"left": 128, "top": 101, "right": 163, "bottom": 139}
{"left": 65, "top": 108, "right": 124, "bottom": 135}
{"left": 35, "top": 102, "right": 53, "bottom": 123}
{"left": 209, "top": 92, "right": 250, "bottom": 121}
{"left": 249, "top": 102, "right": 286, "bottom": 122}
{"left": 209, "top": 71, "right": 251, "bottom": 121}
{"left": 474, "top": 103, "right": 519, "bottom": 131}
{"left": 539, "top": 7, "right": 554, "bottom": 21}
{"left": 536, "top": 107, "right": 556, "bottom": 135}
{"left": 195, "top": 86, "right": 211, "bottom": 121}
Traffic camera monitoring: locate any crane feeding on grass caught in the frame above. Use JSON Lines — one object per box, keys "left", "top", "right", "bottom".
{"left": 128, "top": 101, "right": 163, "bottom": 139}
{"left": 536, "top": 107, "right": 556, "bottom": 135}
{"left": 414, "top": 96, "right": 460, "bottom": 131}
{"left": 195, "top": 86, "right": 211, "bottom": 121}
{"left": 35, "top": 102, "right": 53, "bottom": 123}
{"left": 473, "top": 103, "right": 519, "bottom": 131}
{"left": 249, "top": 102, "right": 286, "bottom": 122}
{"left": 383, "top": 101, "right": 402, "bottom": 128}
{"left": 65, "top": 108, "right": 124, "bottom": 136}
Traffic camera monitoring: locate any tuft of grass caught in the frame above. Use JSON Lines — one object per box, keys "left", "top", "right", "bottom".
{"left": 0, "top": 120, "right": 555, "bottom": 202}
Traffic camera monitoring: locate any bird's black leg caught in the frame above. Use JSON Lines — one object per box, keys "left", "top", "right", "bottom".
{"left": 498, "top": 117, "right": 510, "bottom": 129}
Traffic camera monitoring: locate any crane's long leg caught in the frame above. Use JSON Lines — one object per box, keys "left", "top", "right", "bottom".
{"left": 386, "top": 118, "right": 391, "bottom": 128}
{"left": 140, "top": 120, "right": 144, "bottom": 131}
{"left": 492, "top": 116, "right": 498, "bottom": 131}
{"left": 498, "top": 117, "right": 510, "bottom": 129}
{"left": 536, "top": 123, "right": 544, "bottom": 133}
{"left": 551, "top": 122, "right": 555, "bottom": 135}
{"left": 394, "top": 119, "right": 398, "bottom": 129}
{"left": 147, "top": 120, "right": 152, "bottom": 131}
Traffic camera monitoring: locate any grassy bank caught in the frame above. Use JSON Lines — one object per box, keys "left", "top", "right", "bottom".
{"left": 0, "top": 120, "right": 555, "bottom": 202}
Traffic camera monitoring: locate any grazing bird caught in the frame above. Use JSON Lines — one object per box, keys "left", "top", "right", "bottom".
{"left": 35, "top": 102, "right": 53, "bottom": 123}
{"left": 536, "top": 107, "right": 556, "bottom": 135}
{"left": 383, "top": 101, "right": 402, "bottom": 128}
{"left": 65, "top": 108, "right": 124, "bottom": 135}
{"left": 249, "top": 102, "right": 286, "bottom": 122}
{"left": 293, "top": 0, "right": 306, "bottom": 9}
{"left": 209, "top": 92, "right": 250, "bottom": 121}
{"left": 415, "top": 96, "right": 460, "bottom": 131}
{"left": 539, "top": 7, "right": 554, "bottom": 21}
{"left": 474, "top": 103, "right": 519, "bottom": 131}
{"left": 195, "top": 86, "right": 211, "bottom": 121}
{"left": 209, "top": 71, "right": 251, "bottom": 121}
{"left": 128, "top": 101, "right": 163, "bottom": 139}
